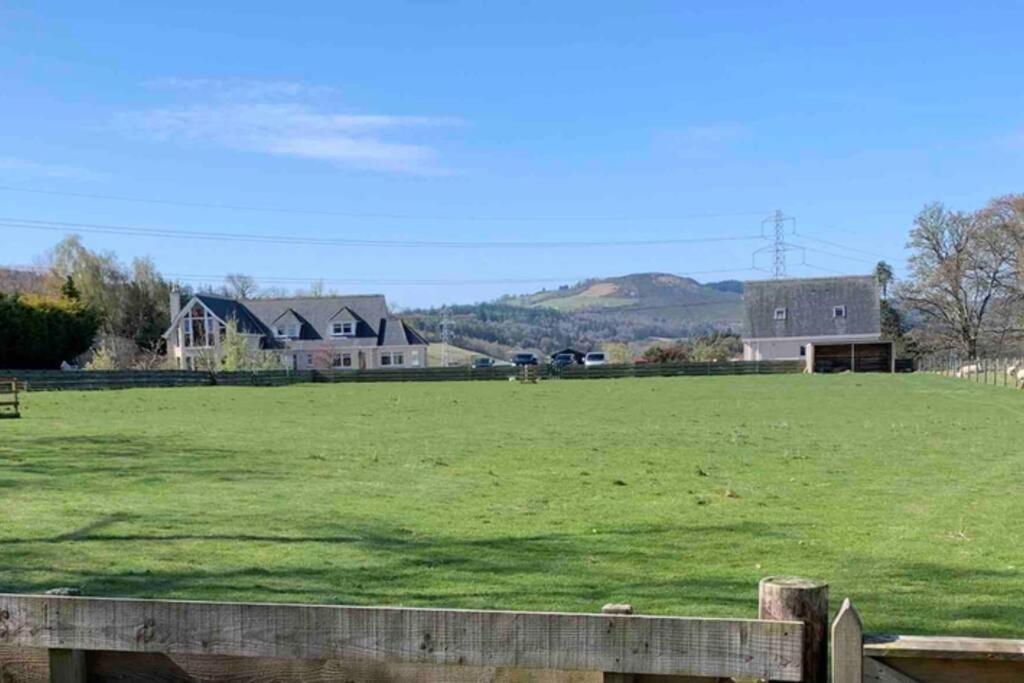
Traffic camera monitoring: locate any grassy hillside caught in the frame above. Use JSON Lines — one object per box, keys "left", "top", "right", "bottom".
{"left": 410, "top": 273, "right": 744, "bottom": 358}
{"left": 507, "top": 272, "right": 741, "bottom": 317}
{"left": 3, "top": 374, "right": 1023, "bottom": 636}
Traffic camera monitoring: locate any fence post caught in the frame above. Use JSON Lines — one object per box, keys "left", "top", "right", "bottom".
{"left": 831, "top": 598, "right": 863, "bottom": 683}
{"left": 602, "top": 603, "right": 635, "bottom": 682}
{"left": 48, "top": 649, "right": 85, "bottom": 683}
{"left": 759, "top": 576, "right": 828, "bottom": 683}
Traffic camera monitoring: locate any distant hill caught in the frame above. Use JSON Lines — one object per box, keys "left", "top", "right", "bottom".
{"left": 409, "top": 273, "right": 744, "bottom": 361}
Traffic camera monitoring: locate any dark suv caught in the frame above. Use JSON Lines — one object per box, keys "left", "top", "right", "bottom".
{"left": 471, "top": 357, "right": 495, "bottom": 369}
{"left": 512, "top": 352, "right": 539, "bottom": 366}
{"left": 550, "top": 353, "right": 576, "bottom": 368}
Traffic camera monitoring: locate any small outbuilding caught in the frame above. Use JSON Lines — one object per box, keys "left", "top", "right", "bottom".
{"left": 741, "top": 275, "right": 886, "bottom": 368}
{"left": 805, "top": 341, "right": 895, "bottom": 373}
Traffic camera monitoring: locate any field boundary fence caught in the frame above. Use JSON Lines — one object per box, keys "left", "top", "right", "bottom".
{"left": 918, "top": 354, "right": 1024, "bottom": 389}
{"left": 0, "top": 576, "right": 820, "bottom": 682}
{"left": 1, "top": 360, "right": 802, "bottom": 392}
{"left": 832, "top": 598, "right": 1024, "bottom": 683}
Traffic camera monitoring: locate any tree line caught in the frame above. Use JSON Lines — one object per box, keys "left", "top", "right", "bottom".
{"left": 3, "top": 194, "right": 1023, "bottom": 369}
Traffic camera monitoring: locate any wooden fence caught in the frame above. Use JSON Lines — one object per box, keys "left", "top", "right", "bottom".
{"left": 0, "top": 576, "right": 821, "bottom": 682}
{"left": 2, "top": 361, "right": 803, "bottom": 392}
{"left": 832, "top": 599, "right": 1024, "bottom": 683}
{"left": 917, "top": 355, "right": 1024, "bottom": 388}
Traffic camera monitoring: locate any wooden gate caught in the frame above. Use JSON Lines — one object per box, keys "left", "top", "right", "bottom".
{"left": 0, "top": 577, "right": 826, "bottom": 682}
{"left": 832, "top": 599, "right": 1024, "bottom": 683}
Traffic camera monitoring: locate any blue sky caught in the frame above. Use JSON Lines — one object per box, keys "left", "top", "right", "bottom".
{"left": 2, "top": 1, "right": 1022, "bottom": 307}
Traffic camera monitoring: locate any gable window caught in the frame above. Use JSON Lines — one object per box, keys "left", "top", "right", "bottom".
{"left": 182, "top": 303, "right": 222, "bottom": 348}
{"left": 833, "top": 305, "right": 847, "bottom": 318}
{"left": 275, "top": 325, "right": 300, "bottom": 339}
{"left": 773, "top": 307, "right": 787, "bottom": 321}
{"left": 330, "top": 321, "right": 355, "bottom": 337}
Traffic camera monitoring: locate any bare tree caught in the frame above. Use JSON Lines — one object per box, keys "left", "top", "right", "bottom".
{"left": 223, "top": 273, "right": 259, "bottom": 299}
{"left": 898, "top": 202, "right": 1020, "bottom": 358}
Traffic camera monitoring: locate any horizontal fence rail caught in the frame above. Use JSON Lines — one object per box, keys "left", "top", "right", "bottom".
{"left": 918, "top": 355, "right": 1024, "bottom": 389}
{"left": 1, "top": 360, "right": 803, "bottom": 392}
{"left": 832, "top": 598, "right": 1024, "bottom": 683}
{"left": 0, "top": 593, "right": 805, "bottom": 682}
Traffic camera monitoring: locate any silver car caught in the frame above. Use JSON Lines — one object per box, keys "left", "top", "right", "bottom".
{"left": 584, "top": 352, "right": 607, "bottom": 367}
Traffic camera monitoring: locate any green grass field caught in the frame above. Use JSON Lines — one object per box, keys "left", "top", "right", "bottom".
{"left": 3, "top": 374, "right": 1022, "bottom": 636}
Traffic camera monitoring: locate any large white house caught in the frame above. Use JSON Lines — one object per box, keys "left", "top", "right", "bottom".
{"left": 163, "top": 291, "right": 428, "bottom": 371}
{"left": 741, "top": 275, "right": 882, "bottom": 361}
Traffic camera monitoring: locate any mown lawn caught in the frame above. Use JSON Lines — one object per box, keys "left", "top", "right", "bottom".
{"left": 2, "top": 374, "right": 1022, "bottom": 636}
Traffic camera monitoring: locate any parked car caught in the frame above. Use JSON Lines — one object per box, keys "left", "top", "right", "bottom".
{"left": 471, "top": 357, "right": 495, "bottom": 369}
{"left": 584, "top": 352, "right": 607, "bottom": 367}
{"left": 550, "top": 353, "right": 577, "bottom": 368}
{"left": 512, "top": 352, "right": 539, "bottom": 366}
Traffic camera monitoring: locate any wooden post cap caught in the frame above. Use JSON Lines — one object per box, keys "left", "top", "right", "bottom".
{"left": 601, "top": 603, "right": 634, "bottom": 615}
{"left": 759, "top": 577, "right": 829, "bottom": 683}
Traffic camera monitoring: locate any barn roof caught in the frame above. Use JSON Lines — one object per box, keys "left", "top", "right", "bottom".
{"left": 742, "top": 275, "right": 881, "bottom": 339}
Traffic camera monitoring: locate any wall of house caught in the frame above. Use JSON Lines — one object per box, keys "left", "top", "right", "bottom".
{"left": 743, "top": 335, "right": 882, "bottom": 361}
{"left": 285, "top": 345, "right": 427, "bottom": 371}
{"left": 743, "top": 338, "right": 807, "bottom": 361}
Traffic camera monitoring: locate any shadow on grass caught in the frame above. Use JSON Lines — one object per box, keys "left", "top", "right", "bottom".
{"left": 1, "top": 434, "right": 282, "bottom": 483}
{"left": 3, "top": 514, "right": 1023, "bottom": 635}
{"left": 1, "top": 519, "right": 788, "bottom": 612}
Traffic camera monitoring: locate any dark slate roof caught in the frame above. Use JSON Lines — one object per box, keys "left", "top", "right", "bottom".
{"left": 742, "top": 275, "right": 880, "bottom": 339}
{"left": 377, "top": 318, "right": 429, "bottom": 346}
{"left": 194, "top": 294, "right": 268, "bottom": 336}
{"left": 241, "top": 295, "right": 389, "bottom": 344}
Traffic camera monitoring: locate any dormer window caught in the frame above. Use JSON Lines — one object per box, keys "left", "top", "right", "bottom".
{"left": 275, "top": 325, "right": 299, "bottom": 339}
{"left": 773, "top": 307, "right": 787, "bottom": 321}
{"left": 833, "top": 305, "right": 846, "bottom": 318}
{"left": 330, "top": 321, "right": 355, "bottom": 337}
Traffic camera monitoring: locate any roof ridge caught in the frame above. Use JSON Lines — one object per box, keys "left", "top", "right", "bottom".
{"left": 242, "top": 294, "right": 385, "bottom": 302}
{"left": 744, "top": 274, "right": 875, "bottom": 285}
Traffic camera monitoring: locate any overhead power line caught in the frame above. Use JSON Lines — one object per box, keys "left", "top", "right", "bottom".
{"left": 165, "top": 267, "right": 760, "bottom": 288}
{"left": 0, "top": 184, "right": 772, "bottom": 223}
{"left": 0, "top": 216, "right": 765, "bottom": 249}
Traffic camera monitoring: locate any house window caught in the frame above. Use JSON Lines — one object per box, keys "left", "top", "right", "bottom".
{"left": 833, "top": 305, "right": 847, "bottom": 318}
{"left": 799, "top": 345, "right": 806, "bottom": 357}
{"left": 275, "top": 325, "right": 299, "bottom": 339}
{"left": 381, "top": 353, "right": 391, "bottom": 366}
{"left": 330, "top": 321, "right": 355, "bottom": 337}
{"left": 182, "top": 303, "right": 220, "bottom": 347}
{"left": 332, "top": 353, "right": 353, "bottom": 369}
{"left": 773, "top": 307, "right": 787, "bottom": 321}
{"left": 306, "top": 354, "right": 313, "bottom": 366}
{"left": 393, "top": 352, "right": 404, "bottom": 366}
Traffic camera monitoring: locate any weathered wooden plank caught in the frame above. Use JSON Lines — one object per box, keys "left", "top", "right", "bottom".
{"left": 863, "top": 657, "right": 920, "bottom": 682}
{"left": 864, "top": 634, "right": 1024, "bottom": 661}
{"left": 87, "top": 651, "right": 605, "bottom": 682}
{"left": 831, "top": 599, "right": 863, "bottom": 683}
{"left": 47, "top": 649, "right": 85, "bottom": 683}
{"left": 0, "top": 644, "right": 48, "bottom": 682}
{"left": 867, "top": 655, "right": 1024, "bottom": 683}
{"left": 0, "top": 595, "right": 803, "bottom": 680}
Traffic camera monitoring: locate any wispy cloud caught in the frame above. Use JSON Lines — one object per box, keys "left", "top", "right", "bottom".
{"left": 145, "top": 77, "right": 338, "bottom": 101}
{"left": 0, "top": 156, "right": 106, "bottom": 181}
{"left": 658, "top": 124, "right": 752, "bottom": 159}
{"left": 121, "top": 79, "right": 459, "bottom": 174}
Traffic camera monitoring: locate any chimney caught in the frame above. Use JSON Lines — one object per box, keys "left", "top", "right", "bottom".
{"left": 170, "top": 286, "right": 181, "bottom": 321}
